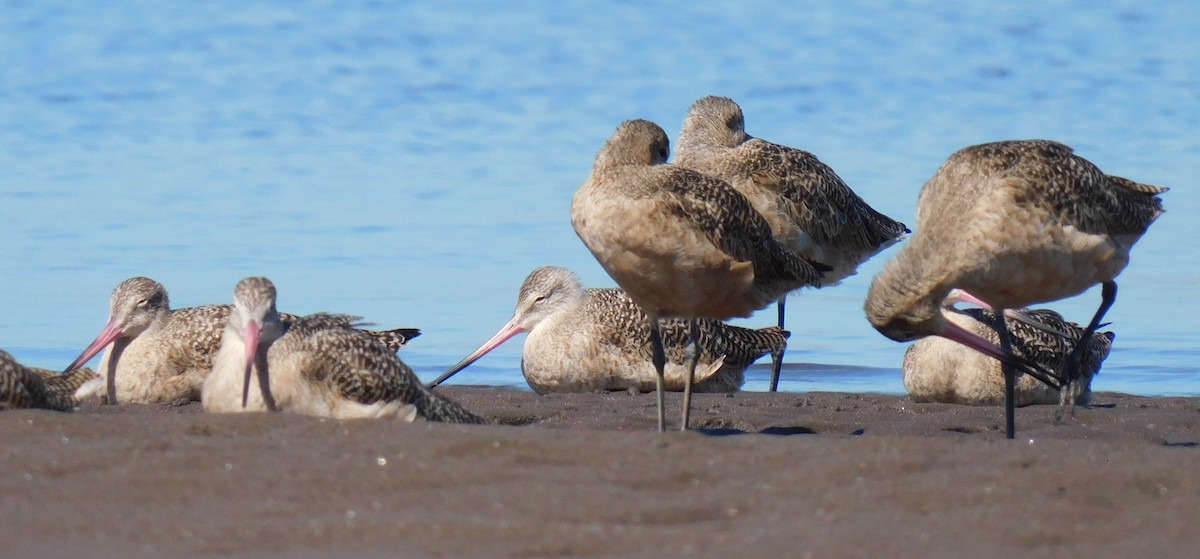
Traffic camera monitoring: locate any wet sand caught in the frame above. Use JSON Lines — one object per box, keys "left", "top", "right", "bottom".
{"left": 2, "top": 387, "right": 1198, "bottom": 558}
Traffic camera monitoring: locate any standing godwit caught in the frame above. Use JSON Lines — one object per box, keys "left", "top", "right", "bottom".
{"left": 427, "top": 266, "right": 789, "bottom": 394}
{"left": 2, "top": 350, "right": 102, "bottom": 411}
{"left": 203, "top": 277, "right": 487, "bottom": 424}
{"left": 676, "top": 96, "right": 909, "bottom": 391}
{"left": 902, "top": 308, "right": 1115, "bottom": 407}
{"left": 63, "top": 277, "right": 419, "bottom": 405}
{"left": 865, "top": 139, "right": 1165, "bottom": 438}
{"left": 571, "top": 119, "right": 826, "bottom": 431}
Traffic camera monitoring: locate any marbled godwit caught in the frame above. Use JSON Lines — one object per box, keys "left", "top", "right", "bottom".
{"left": 676, "top": 96, "right": 908, "bottom": 391}
{"left": 902, "top": 308, "right": 1114, "bottom": 407}
{"left": 427, "top": 266, "right": 789, "bottom": 394}
{"left": 63, "top": 277, "right": 419, "bottom": 406}
{"left": 203, "top": 277, "right": 486, "bottom": 424}
{"left": 2, "top": 350, "right": 102, "bottom": 411}
{"left": 571, "top": 119, "right": 826, "bottom": 431}
{"left": 865, "top": 139, "right": 1165, "bottom": 438}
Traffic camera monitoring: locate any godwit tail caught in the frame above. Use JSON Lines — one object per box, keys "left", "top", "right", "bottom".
{"left": 3, "top": 350, "right": 101, "bottom": 411}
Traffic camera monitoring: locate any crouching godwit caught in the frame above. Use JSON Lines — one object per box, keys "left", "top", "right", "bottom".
{"left": 865, "top": 139, "right": 1165, "bottom": 438}
{"left": 427, "top": 266, "right": 788, "bottom": 394}
{"left": 902, "top": 308, "right": 1115, "bottom": 407}
{"left": 571, "top": 119, "right": 826, "bottom": 431}
{"left": 63, "top": 277, "right": 419, "bottom": 405}
{"left": 676, "top": 96, "right": 908, "bottom": 392}
{"left": 203, "top": 277, "right": 487, "bottom": 424}
{"left": 2, "top": 350, "right": 102, "bottom": 411}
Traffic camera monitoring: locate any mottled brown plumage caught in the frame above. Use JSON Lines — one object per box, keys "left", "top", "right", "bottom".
{"left": 571, "top": 119, "right": 824, "bottom": 430}
{"left": 677, "top": 96, "right": 908, "bottom": 284}
{"left": 203, "top": 277, "right": 485, "bottom": 424}
{"left": 429, "top": 266, "right": 788, "bottom": 393}
{"left": 866, "top": 139, "right": 1165, "bottom": 341}
{"left": 903, "top": 308, "right": 1114, "bottom": 406}
{"left": 865, "top": 139, "right": 1165, "bottom": 437}
{"left": 64, "top": 277, "right": 419, "bottom": 405}
{"left": 572, "top": 120, "right": 824, "bottom": 324}
{"left": 676, "top": 96, "right": 909, "bottom": 390}
{"left": 2, "top": 350, "right": 101, "bottom": 411}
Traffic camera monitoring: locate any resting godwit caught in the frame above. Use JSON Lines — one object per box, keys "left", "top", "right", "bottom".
{"left": 63, "top": 277, "right": 419, "bottom": 405}
{"left": 902, "top": 308, "right": 1115, "bottom": 407}
{"left": 571, "top": 119, "right": 826, "bottom": 431}
{"left": 2, "top": 350, "right": 102, "bottom": 411}
{"left": 676, "top": 96, "right": 908, "bottom": 391}
{"left": 427, "top": 266, "right": 789, "bottom": 394}
{"left": 865, "top": 139, "right": 1166, "bottom": 438}
{"left": 203, "top": 277, "right": 487, "bottom": 424}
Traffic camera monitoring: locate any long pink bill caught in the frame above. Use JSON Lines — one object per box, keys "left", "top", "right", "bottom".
{"left": 945, "top": 289, "right": 1069, "bottom": 339}
{"left": 426, "top": 318, "right": 525, "bottom": 388}
{"left": 940, "top": 319, "right": 1062, "bottom": 389}
{"left": 63, "top": 319, "right": 124, "bottom": 374}
{"left": 241, "top": 320, "right": 261, "bottom": 409}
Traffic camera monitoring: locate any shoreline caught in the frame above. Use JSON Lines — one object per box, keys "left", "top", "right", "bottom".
{"left": 2, "top": 387, "right": 1198, "bottom": 558}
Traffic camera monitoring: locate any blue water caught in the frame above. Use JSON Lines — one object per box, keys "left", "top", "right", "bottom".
{"left": 2, "top": 1, "right": 1197, "bottom": 396}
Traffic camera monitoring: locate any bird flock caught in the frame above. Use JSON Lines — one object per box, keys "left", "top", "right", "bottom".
{"left": 3, "top": 96, "right": 1165, "bottom": 440}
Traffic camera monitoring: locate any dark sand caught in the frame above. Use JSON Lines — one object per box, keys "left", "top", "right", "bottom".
{"left": 3, "top": 387, "right": 1198, "bottom": 558}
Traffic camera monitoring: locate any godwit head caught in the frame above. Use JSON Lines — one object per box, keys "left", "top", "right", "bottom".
{"left": 428, "top": 266, "right": 584, "bottom": 388}
{"left": 64, "top": 277, "right": 171, "bottom": 399}
{"left": 64, "top": 278, "right": 168, "bottom": 371}
{"left": 676, "top": 96, "right": 748, "bottom": 156}
{"left": 593, "top": 117, "right": 671, "bottom": 169}
{"left": 227, "top": 277, "right": 286, "bottom": 410}
{"left": 864, "top": 256, "right": 947, "bottom": 342}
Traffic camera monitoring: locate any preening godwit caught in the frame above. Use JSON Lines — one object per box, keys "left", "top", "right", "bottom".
{"left": 428, "top": 266, "right": 788, "bottom": 394}
{"left": 865, "top": 139, "right": 1165, "bottom": 438}
{"left": 902, "top": 308, "right": 1114, "bottom": 407}
{"left": 571, "top": 119, "right": 825, "bottom": 431}
{"left": 676, "top": 96, "right": 908, "bottom": 391}
{"left": 63, "top": 277, "right": 419, "bottom": 405}
{"left": 2, "top": 350, "right": 101, "bottom": 411}
{"left": 202, "top": 277, "right": 486, "bottom": 424}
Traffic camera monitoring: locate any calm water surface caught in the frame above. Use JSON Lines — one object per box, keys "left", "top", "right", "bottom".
{"left": 2, "top": 1, "right": 1197, "bottom": 396}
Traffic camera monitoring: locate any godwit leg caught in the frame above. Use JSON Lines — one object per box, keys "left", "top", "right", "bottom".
{"left": 995, "top": 310, "right": 1017, "bottom": 439}
{"left": 768, "top": 298, "right": 785, "bottom": 392}
{"left": 680, "top": 318, "right": 700, "bottom": 431}
{"left": 1058, "top": 281, "right": 1118, "bottom": 419}
{"left": 648, "top": 314, "right": 667, "bottom": 433}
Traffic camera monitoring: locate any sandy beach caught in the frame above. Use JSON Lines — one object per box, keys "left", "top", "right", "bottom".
{"left": 2, "top": 386, "right": 1198, "bottom": 558}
